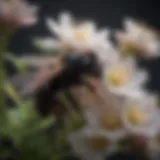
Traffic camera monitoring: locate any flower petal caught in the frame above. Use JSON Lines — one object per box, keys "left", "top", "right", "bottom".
{"left": 68, "top": 128, "right": 117, "bottom": 160}
{"left": 97, "top": 29, "right": 110, "bottom": 41}
{"left": 147, "top": 41, "right": 160, "bottom": 57}
{"left": 68, "top": 129, "right": 105, "bottom": 160}
{"left": 128, "top": 70, "right": 148, "bottom": 88}
{"left": 123, "top": 18, "right": 140, "bottom": 34}
{"left": 46, "top": 18, "right": 61, "bottom": 36}
{"left": 34, "top": 38, "right": 62, "bottom": 51}
{"left": 121, "top": 96, "right": 160, "bottom": 136}
{"left": 59, "top": 12, "right": 73, "bottom": 28}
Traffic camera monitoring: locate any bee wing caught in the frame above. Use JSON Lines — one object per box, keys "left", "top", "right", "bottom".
{"left": 19, "top": 55, "right": 56, "bottom": 68}
{"left": 9, "top": 57, "right": 63, "bottom": 98}
{"left": 82, "top": 76, "right": 123, "bottom": 115}
{"left": 9, "top": 72, "right": 36, "bottom": 91}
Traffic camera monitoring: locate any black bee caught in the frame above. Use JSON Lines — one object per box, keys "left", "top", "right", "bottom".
{"left": 9, "top": 52, "right": 102, "bottom": 116}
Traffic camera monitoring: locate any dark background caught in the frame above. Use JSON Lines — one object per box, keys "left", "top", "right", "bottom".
{"left": 8, "top": 0, "right": 160, "bottom": 94}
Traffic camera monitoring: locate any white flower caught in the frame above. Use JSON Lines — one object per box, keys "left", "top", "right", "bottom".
{"left": 83, "top": 104, "right": 127, "bottom": 141}
{"left": 70, "top": 86, "right": 127, "bottom": 141}
{"left": 68, "top": 127, "right": 118, "bottom": 160}
{"left": 115, "top": 18, "right": 160, "bottom": 58}
{"left": 0, "top": 0, "right": 38, "bottom": 27}
{"left": 103, "top": 57, "right": 148, "bottom": 98}
{"left": 121, "top": 94, "right": 160, "bottom": 137}
{"left": 96, "top": 44, "right": 120, "bottom": 67}
{"left": 34, "top": 12, "right": 112, "bottom": 55}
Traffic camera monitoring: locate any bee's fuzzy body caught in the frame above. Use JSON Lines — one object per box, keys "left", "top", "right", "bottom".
{"left": 34, "top": 52, "right": 102, "bottom": 116}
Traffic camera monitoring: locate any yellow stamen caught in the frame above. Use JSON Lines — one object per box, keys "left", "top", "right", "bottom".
{"left": 73, "top": 31, "right": 85, "bottom": 40}
{"left": 107, "top": 66, "right": 129, "bottom": 86}
{"left": 127, "top": 106, "right": 146, "bottom": 125}
{"left": 120, "top": 43, "right": 137, "bottom": 57}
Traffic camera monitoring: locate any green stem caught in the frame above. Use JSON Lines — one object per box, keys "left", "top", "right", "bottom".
{"left": 0, "top": 25, "right": 14, "bottom": 124}
{"left": 4, "top": 81, "right": 22, "bottom": 106}
{"left": 0, "top": 38, "right": 7, "bottom": 123}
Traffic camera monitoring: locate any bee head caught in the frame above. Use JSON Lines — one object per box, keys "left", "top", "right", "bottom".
{"left": 62, "top": 52, "right": 102, "bottom": 78}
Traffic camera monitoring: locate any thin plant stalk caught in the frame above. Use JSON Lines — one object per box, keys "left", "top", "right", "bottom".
{"left": 0, "top": 25, "right": 11, "bottom": 123}
{"left": 4, "top": 81, "right": 22, "bottom": 107}
{"left": 0, "top": 25, "right": 15, "bottom": 124}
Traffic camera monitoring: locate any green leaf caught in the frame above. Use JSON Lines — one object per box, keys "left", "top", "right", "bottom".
{"left": 65, "top": 113, "right": 84, "bottom": 133}
{"left": 33, "top": 116, "right": 55, "bottom": 131}
{"left": 7, "top": 109, "right": 21, "bottom": 127}
{"left": 0, "top": 149, "right": 10, "bottom": 159}
{"left": 5, "top": 52, "right": 28, "bottom": 73}
{"left": 18, "top": 101, "right": 38, "bottom": 122}
{"left": 4, "top": 82, "right": 22, "bottom": 106}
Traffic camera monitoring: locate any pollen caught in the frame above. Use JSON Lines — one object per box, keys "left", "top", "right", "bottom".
{"left": 120, "top": 43, "right": 136, "bottom": 57}
{"left": 107, "top": 66, "right": 129, "bottom": 86}
{"left": 73, "top": 31, "right": 86, "bottom": 40}
{"left": 127, "top": 106, "right": 146, "bottom": 125}
{"left": 120, "top": 42, "right": 146, "bottom": 58}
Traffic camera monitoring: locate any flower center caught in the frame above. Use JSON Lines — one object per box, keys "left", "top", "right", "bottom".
{"left": 120, "top": 43, "right": 137, "bottom": 57}
{"left": 127, "top": 106, "right": 147, "bottom": 125}
{"left": 86, "top": 136, "right": 108, "bottom": 150}
{"left": 106, "top": 67, "right": 129, "bottom": 86}
{"left": 73, "top": 31, "right": 86, "bottom": 40}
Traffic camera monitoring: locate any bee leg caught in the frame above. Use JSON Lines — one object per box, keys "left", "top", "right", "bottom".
{"left": 54, "top": 91, "right": 74, "bottom": 131}
{"left": 54, "top": 96, "right": 69, "bottom": 127}
{"left": 64, "top": 88, "right": 81, "bottom": 112}
{"left": 34, "top": 85, "right": 68, "bottom": 130}
{"left": 34, "top": 86, "right": 56, "bottom": 116}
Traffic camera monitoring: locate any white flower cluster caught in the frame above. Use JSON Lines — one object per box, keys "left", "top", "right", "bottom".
{"left": 11, "top": 10, "right": 160, "bottom": 160}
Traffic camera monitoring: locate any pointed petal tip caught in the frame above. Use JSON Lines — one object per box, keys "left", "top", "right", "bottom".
{"left": 46, "top": 17, "right": 57, "bottom": 28}
{"left": 46, "top": 17, "right": 53, "bottom": 25}
{"left": 123, "top": 17, "right": 136, "bottom": 25}
{"left": 59, "top": 11, "right": 73, "bottom": 18}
